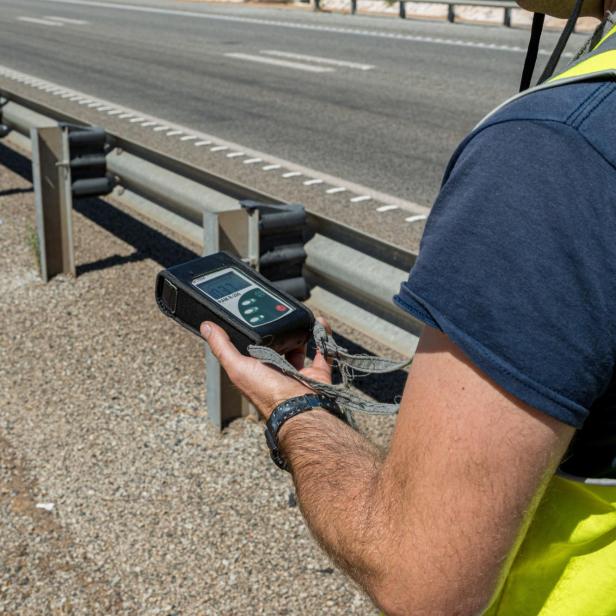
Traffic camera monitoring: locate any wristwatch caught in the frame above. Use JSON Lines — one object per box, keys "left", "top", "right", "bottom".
{"left": 264, "top": 393, "right": 347, "bottom": 471}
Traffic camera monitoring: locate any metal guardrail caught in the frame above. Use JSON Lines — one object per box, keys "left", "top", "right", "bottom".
{"left": 0, "top": 92, "right": 422, "bottom": 427}
{"left": 315, "top": 0, "right": 517, "bottom": 26}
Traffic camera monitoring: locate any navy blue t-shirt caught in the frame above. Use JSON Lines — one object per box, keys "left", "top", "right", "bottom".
{"left": 394, "top": 80, "right": 616, "bottom": 477}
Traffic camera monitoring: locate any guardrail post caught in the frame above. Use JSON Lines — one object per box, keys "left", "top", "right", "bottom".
{"left": 447, "top": 4, "right": 455, "bottom": 22}
{"left": 31, "top": 126, "right": 75, "bottom": 282}
{"left": 504, "top": 7, "right": 511, "bottom": 27}
{"left": 399, "top": 0, "right": 406, "bottom": 18}
{"left": 203, "top": 208, "right": 259, "bottom": 429}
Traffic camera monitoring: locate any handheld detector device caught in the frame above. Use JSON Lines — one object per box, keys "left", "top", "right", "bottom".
{"left": 155, "top": 252, "right": 314, "bottom": 354}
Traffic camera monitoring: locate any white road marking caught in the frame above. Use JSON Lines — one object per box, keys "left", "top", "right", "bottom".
{"left": 44, "top": 15, "right": 88, "bottom": 24}
{"left": 129, "top": 116, "right": 146, "bottom": 122}
{"left": 224, "top": 53, "right": 334, "bottom": 74}
{"left": 210, "top": 145, "right": 228, "bottom": 152}
{"left": 107, "top": 109, "right": 123, "bottom": 115}
{"left": 226, "top": 151, "right": 244, "bottom": 158}
{"left": 118, "top": 113, "right": 133, "bottom": 119}
{"left": 40, "top": 0, "right": 570, "bottom": 57}
{"left": 350, "top": 195, "right": 371, "bottom": 203}
{"left": 243, "top": 158, "right": 262, "bottom": 164}
{"left": 326, "top": 187, "right": 346, "bottom": 194}
{"left": 263, "top": 164, "right": 281, "bottom": 171}
{"left": 153, "top": 125, "right": 170, "bottom": 131}
{"left": 0, "top": 63, "right": 430, "bottom": 216}
{"left": 97, "top": 105, "right": 112, "bottom": 111}
{"left": 166, "top": 129, "right": 183, "bottom": 136}
{"left": 405, "top": 214, "right": 428, "bottom": 223}
{"left": 17, "top": 16, "right": 62, "bottom": 26}
{"left": 180, "top": 135, "right": 197, "bottom": 141}
{"left": 376, "top": 205, "right": 399, "bottom": 212}
{"left": 282, "top": 171, "right": 302, "bottom": 178}
{"left": 262, "top": 50, "right": 374, "bottom": 71}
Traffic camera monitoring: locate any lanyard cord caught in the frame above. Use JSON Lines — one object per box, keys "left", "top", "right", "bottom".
{"left": 537, "top": 0, "right": 585, "bottom": 84}
{"left": 520, "top": 12, "right": 545, "bottom": 91}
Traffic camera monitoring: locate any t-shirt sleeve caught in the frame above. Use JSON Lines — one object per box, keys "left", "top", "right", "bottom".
{"left": 394, "top": 119, "right": 616, "bottom": 428}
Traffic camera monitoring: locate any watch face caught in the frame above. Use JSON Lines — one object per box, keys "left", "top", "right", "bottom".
{"left": 192, "top": 267, "right": 295, "bottom": 328}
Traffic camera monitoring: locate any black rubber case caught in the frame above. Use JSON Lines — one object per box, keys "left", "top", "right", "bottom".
{"left": 155, "top": 252, "right": 314, "bottom": 355}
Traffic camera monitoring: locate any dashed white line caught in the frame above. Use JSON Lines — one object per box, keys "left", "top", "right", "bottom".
{"left": 166, "top": 129, "right": 183, "bottom": 136}
{"left": 262, "top": 50, "right": 374, "bottom": 71}
{"left": 405, "top": 214, "right": 428, "bottom": 223}
{"left": 326, "top": 187, "right": 346, "bottom": 194}
{"left": 377, "top": 205, "right": 399, "bottom": 212}
{"left": 194, "top": 140, "right": 212, "bottom": 147}
{"left": 130, "top": 116, "right": 146, "bottom": 123}
{"left": 350, "top": 195, "right": 371, "bottom": 203}
{"left": 118, "top": 113, "right": 133, "bottom": 119}
{"left": 224, "top": 53, "right": 335, "bottom": 74}
{"left": 17, "top": 16, "right": 62, "bottom": 26}
{"left": 153, "top": 125, "right": 170, "bottom": 131}
{"left": 226, "top": 151, "right": 245, "bottom": 158}
{"left": 44, "top": 16, "right": 89, "bottom": 24}
{"left": 180, "top": 135, "right": 197, "bottom": 141}
{"left": 243, "top": 158, "right": 262, "bottom": 164}
{"left": 263, "top": 164, "right": 281, "bottom": 171}
{"left": 210, "top": 145, "right": 228, "bottom": 152}
{"left": 282, "top": 171, "right": 302, "bottom": 178}
{"left": 140, "top": 120, "right": 157, "bottom": 126}
{"left": 304, "top": 179, "right": 324, "bottom": 186}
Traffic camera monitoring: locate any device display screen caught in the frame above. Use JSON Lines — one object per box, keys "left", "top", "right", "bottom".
{"left": 193, "top": 267, "right": 294, "bottom": 328}
{"left": 197, "top": 271, "right": 251, "bottom": 300}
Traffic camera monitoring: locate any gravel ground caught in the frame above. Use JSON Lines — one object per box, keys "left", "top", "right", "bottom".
{"left": 0, "top": 139, "right": 403, "bottom": 615}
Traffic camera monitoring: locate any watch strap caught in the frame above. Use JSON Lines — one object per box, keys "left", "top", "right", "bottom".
{"left": 264, "top": 394, "right": 345, "bottom": 471}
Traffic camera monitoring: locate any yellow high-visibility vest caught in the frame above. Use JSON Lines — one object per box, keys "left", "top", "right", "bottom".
{"left": 482, "top": 23, "right": 616, "bottom": 616}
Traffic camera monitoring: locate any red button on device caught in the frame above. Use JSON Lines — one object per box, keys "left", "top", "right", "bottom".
{"left": 275, "top": 304, "right": 287, "bottom": 312}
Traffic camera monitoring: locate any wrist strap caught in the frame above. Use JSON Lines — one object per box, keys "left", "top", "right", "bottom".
{"left": 265, "top": 394, "right": 345, "bottom": 471}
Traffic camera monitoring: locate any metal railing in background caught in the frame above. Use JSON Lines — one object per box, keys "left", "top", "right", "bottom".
{"left": 0, "top": 93, "right": 422, "bottom": 429}
{"left": 314, "top": 0, "right": 517, "bottom": 26}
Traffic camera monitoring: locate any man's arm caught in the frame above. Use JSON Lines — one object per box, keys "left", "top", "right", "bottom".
{"left": 201, "top": 322, "right": 574, "bottom": 616}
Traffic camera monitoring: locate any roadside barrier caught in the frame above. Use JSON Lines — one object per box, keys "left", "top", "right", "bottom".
{"left": 0, "top": 90, "right": 422, "bottom": 427}
{"left": 314, "top": 0, "right": 517, "bottom": 26}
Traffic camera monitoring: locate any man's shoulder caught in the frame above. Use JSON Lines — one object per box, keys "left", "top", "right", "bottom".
{"left": 476, "top": 80, "right": 616, "bottom": 166}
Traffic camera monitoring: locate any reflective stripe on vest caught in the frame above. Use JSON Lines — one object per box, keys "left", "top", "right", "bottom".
{"left": 478, "top": 24, "right": 616, "bottom": 616}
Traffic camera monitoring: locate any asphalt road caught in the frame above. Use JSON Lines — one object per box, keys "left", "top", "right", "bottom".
{"left": 0, "top": 0, "right": 589, "bottom": 208}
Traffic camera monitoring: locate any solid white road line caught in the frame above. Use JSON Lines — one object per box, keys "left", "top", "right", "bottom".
{"left": 17, "top": 16, "right": 62, "bottom": 26}
{"left": 41, "top": 0, "right": 567, "bottom": 56}
{"left": 262, "top": 50, "right": 374, "bottom": 71}
{"left": 44, "top": 16, "right": 88, "bottom": 24}
{"left": 224, "top": 53, "right": 334, "bottom": 74}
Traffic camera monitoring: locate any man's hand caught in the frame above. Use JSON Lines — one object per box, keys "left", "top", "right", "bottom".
{"left": 199, "top": 320, "right": 331, "bottom": 419}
